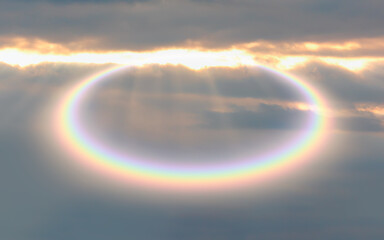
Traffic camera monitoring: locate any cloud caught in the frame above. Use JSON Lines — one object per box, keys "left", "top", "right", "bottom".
{"left": 0, "top": 0, "right": 150, "bottom": 3}
{"left": 244, "top": 38, "right": 384, "bottom": 58}
{"left": 0, "top": 0, "right": 383, "bottom": 50}
{"left": 296, "top": 61, "right": 384, "bottom": 104}
{"left": 27, "top": 133, "right": 384, "bottom": 240}
{"left": 1, "top": 1, "right": 384, "bottom": 239}
{"left": 337, "top": 116, "right": 384, "bottom": 132}
{"left": 201, "top": 103, "right": 311, "bottom": 130}
{"left": 1, "top": 62, "right": 383, "bottom": 135}
{"left": 46, "top": 0, "right": 150, "bottom": 3}
{"left": 0, "top": 62, "right": 384, "bottom": 240}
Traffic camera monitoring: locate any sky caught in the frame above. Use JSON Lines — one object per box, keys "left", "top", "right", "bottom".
{"left": 0, "top": 0, "right": 384, "bottom": 239}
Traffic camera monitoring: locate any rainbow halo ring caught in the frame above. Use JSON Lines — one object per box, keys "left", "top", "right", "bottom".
{"left": 56, "top": 64, "right": 328, "bottom": 192}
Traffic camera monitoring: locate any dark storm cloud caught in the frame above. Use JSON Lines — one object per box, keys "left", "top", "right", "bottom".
{"left": 0, "top": 0, "right": 383, "bottom": 50}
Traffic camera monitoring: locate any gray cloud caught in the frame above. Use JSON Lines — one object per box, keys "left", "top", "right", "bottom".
{"left": 337, "top": 116, "right": 384, "bottom": 132}
{"left": 2, "top": 131, "right": 384, "bottom": 240}
{"left": 0, "top": 0, "right": 383, "bottom": 50}
{"left": 296, "top": 61, "right": 384, "bottom": 105}
{"left": 0, "top": 62, "right": 384, "bottom": 240}
{"left": 201, "top": 103, "right": 310, "bottom": 130}
{"left": 1, "top": 62, "right": 383, "bottom": 135}
{"left": 41, "top": 0, "right": 150, "bottom": 3}
{"left": 24, "top": 133, "right": 384, "bottom": 240}
{"left": 1, "top": 0, "right": 384, "bottom": 237}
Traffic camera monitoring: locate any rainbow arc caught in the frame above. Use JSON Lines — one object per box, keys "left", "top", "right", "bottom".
{"left": 56, "top": 64, "right": 329, "bottom": 192}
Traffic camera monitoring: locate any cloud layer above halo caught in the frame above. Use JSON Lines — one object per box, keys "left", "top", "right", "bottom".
{"left": 0, "top": 0, "right": 383, "bottom": 51}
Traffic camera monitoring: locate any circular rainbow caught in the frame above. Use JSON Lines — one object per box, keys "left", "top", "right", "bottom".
{"left": 56, "top": 64, "right": 329, "bottom": 192}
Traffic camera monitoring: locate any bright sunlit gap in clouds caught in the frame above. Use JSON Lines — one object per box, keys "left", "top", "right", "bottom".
{"left": 2, "top": 37, "right": 384, "bottom": 71}
{"left": 0, "top": 48, "right": 256, "bottom": 69}
{"left": 275, "top": 56, "right": 381, "bottom": 71}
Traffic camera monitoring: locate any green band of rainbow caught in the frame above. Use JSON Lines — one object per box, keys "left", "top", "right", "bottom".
{"left": 56, "top": 64, "right": 329, "bottom": 192}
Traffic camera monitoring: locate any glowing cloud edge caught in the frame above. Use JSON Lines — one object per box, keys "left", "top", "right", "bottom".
{"left": 56, "top": 64, "right": 330, "bottom": 192}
